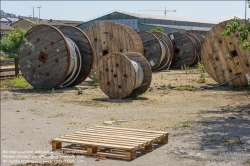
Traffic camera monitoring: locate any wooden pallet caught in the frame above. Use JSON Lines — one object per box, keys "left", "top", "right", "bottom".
{"left": 52, "top": 126, "right": 168, "bottom": 160}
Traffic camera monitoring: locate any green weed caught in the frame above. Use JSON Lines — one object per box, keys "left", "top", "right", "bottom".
{"left": 179, "top": 85, "right": 194, "bottom": 91}
{"left": 182, "top": 122, "right": 189, "bottom": 127}
{"left": 16, "top": 110, "right": 20, "bottom": 112}
{"left": 11, "top": 76, "right": 31, "bottom": 89}
{"left": 91, "top": 68, "right": 98, "bottom": 88}
{"left": 110, "top": 116, "right": 115, "bottom": 121}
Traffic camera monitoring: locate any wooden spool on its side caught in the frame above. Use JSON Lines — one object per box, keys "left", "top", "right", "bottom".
{"left": 201, "top": 20, "right": 250, "bottom": 87}
{"left": 167, "top": 32, "right": 195, "bottom": 69}
{"left": 58, "top": 26, "right": 94, "bottom": 86}
{"left": 19, "top": 24, "right": 70, "bottom": 89}
{"left": 85, "top": 22, "right": 144, "bottom": 67}
{"left": 18, "top": 24, "right": 94, "bottom": 89}
{"left": 98, "top": 52, "right": 152, "bottom": 99}
{"left": 138, "top": 31, "right": 162, "bottom": 70}
{"left": 151, "top": 32, "right": 174, "bottom": 70}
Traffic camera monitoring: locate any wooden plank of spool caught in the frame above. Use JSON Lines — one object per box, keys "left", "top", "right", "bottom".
{"left": 18, "top": 24, "right": 70, "bottom": 89}
{"left": 137, "top": 31, "right": 162, "bottom": 70}
{"left": 201, "top": 20, "right": 250, "bottom": 87}
{"left": 58, "top": 26, "right": 94, "bottom": 86}
{"left": 185, "top": 33, "right": 200, "bottom": 65}
{"left": 167, "top": 32, "right": 195, "bottom": 69}
{"left": 85, "top": 22, "right": 144, "bottom": 67}
{"left": 124, "top": 52, "right": 152, "bottom": 97}
{"left": 98, "top": 52, "right": 136, "bottom": 98}
{"left": 151, "top": 32, "right": 174, "bottom": 70}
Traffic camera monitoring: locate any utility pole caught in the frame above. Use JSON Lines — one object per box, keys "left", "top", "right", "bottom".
{"left": 139, "top": 6, "right": 176, "bottom": 16}
{"left": 32, "top": 6, "right": 35, "bottom": 21}
{"left": 37, "top": 6, "right": 41, "bottom": 24}
{"left": 245, "top": 0, "right": 247, "bottom": 20}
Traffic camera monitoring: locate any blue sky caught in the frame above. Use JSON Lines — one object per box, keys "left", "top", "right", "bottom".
{"left": 1, "top": 1, "right": 249, "bottom": 22}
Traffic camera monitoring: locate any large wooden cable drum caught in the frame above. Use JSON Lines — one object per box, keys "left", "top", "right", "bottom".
{"left": 151, "top": 32, "right": 174, "bottom": 70}
{"left": 98, "top": 52, "right": 152, "bottom": 98}
{"left": 18, "top": 24, "right": 94, "bottom": 89}
{"left": 167, "top": 32, "right": 196, "bottom": 69}
{"left": 201, "top": 20, "right": 250, "bottom": 87}
{"left": 138, "top": 31, "right": 163, "bottom": 70}
{"left": 85, "top": 22, "right": 144, "bottom": 67}
{"left": 185, "top": 32, "right": 201, "bottom": 65}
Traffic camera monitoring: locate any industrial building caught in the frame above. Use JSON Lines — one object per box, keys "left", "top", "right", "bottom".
{"left": 77, "top": 11, "right": 217, "bottom": 36}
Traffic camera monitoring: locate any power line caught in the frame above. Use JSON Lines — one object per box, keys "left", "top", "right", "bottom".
{"left": 139, "top": 7, "right": 176, "bottom": 16}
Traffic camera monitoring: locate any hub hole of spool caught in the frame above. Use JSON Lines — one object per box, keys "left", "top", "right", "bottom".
{"left": 246, "top": 64, "right": 249, "bottom": 67}
{"left": 111, "top": 70, "right": 113, "bottom": 72}
{"left": 94, "top": 38, "right": 97, "bottom": 42}
{"left": 118, "top": 85, "right": 121, "bottom": 88}
{"left": 174, "top": 48, "right": 180, "bottom": 55}
{"left": 103, "top": 41, "right": 106, "bottom": 44}
{"left": 102, "top": 50, "right": 108, "bottom": 56}
{"left": 107, "top": 82, "right": 110, "bottom": 85}
{"left": 50, "top": 42, "right": 54, "bottom": 46}
{"left": 38, "top": 51, "right": 48, "bottom": 64}
{"left": 36, "top": 38, "right": 40, "bottom": 42}
{"left": 55, "top": 59, "right": 58, "bottom": 63}
{"left": 229, "top": 42, "right": 232, "bottom": 45}
{"left": 236, "top": 62, "right": 239, "bottom": 65}
{"left": 46, "top": 73, "right": 49, "bottom": 76}
{"left": 45, "top": 47, "right": 47, "bottom": 50}
{"left": 219, "top": 40, "right": 222, "bottom": 44}
{"left": 116, "top": 63, "right": 119, "bottom": 67}
{"left": 229, "top": 69, "right": 232, "bottom": 73}
{"left": 105, "top": 68, "right": 109, "bottom": 72}
{"left": 123, "top": 74, "right": 127, "bottom": 78}
{"left": 120, "top": 49, "right": 123, "bottom": 52}
{"left": 114, "top": 74, "right": 117, "bottom": 78}
{"left": 230, "top": 50, "right": 238, "bottom": 57}
{"left": 215, "top": 57, "right": 219, "bottom": 61}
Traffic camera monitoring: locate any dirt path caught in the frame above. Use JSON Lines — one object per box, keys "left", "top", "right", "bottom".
{"left": 1, "top": 70, "right": 250, "bottom": 166}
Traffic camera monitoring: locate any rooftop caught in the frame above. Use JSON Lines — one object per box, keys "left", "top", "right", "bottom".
{"left": 0, "top": 23, "right": 13, "bottom": 30}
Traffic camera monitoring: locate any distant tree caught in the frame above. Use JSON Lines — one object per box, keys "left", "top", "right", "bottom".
{"left": 150, "top": 26, "right": 164, "bottom": 33}
{"left": 220, "top": 0, "right": 250, "bottom": 50}
{"left": 0, "top": 23, "right": 36, "bottom": 58}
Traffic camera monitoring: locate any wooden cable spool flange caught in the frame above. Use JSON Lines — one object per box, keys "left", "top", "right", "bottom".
{"left": 185, "top": 32, "right": 201, "bottom": 64}
{"left": 167, "top": 32, "right": 196, "bottom": 69}
{"left": 98, "top": 52, "right": 152, "bottom": 99}
{"left": 151, "top": 32, "right": 174, "bottom": 70}
{"left": 201, "top": 20, "right": 250, "bottom": 87}
{"left": 85, "top": 22, "right": 144, "bottom": 68}
{"left": 18, "top": 24, "right": 94, "bottom": 89}
{"left": 137, "top": 31, "right": 164, "bottom": 70}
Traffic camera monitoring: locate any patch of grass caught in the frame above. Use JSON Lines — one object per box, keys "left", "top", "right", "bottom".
{"left": 16, "top": 110, "right": 20, "bottom": 112}
{"left": 11, "top": 76, "right": 31, "bottom": 89}
{"left": 179, "top": 85, "right": 194, "bottom": 91}
{"left": 197, "top": 62, "right": 206, "bottom": 73}
{"left": 91, "top": 67, "right": 98, "bottom": 88}
{"left": 51, "top": 88, "right": 55, "bottom": 94}
{"left": 29, "top": 109, "right": 35, "bottom": 112}
{"left": 19, "top": 96, "right": 26, "bottom": 100}
{"left": 198, "top": 73, "right": 206, "bottom": 83}
{"left": 182, "top": 121, "right": 189, "bottom": 127}
{"left": 77, "top": 87, "right": 83, "bottom": 95}
{"left": 223, "top": 137, "right": 243, "bottom": 145}
{"left": 110, "top": 116, "right": 115, "bottom": 121}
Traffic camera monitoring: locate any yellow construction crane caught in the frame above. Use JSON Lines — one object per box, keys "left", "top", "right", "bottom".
{"left": 139, "top": 7, "right": 176, "bottom": 16}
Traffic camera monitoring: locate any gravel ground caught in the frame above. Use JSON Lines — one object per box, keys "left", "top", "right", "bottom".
{"left": 1, "top": 70, "right": 250, "bottom": 166}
